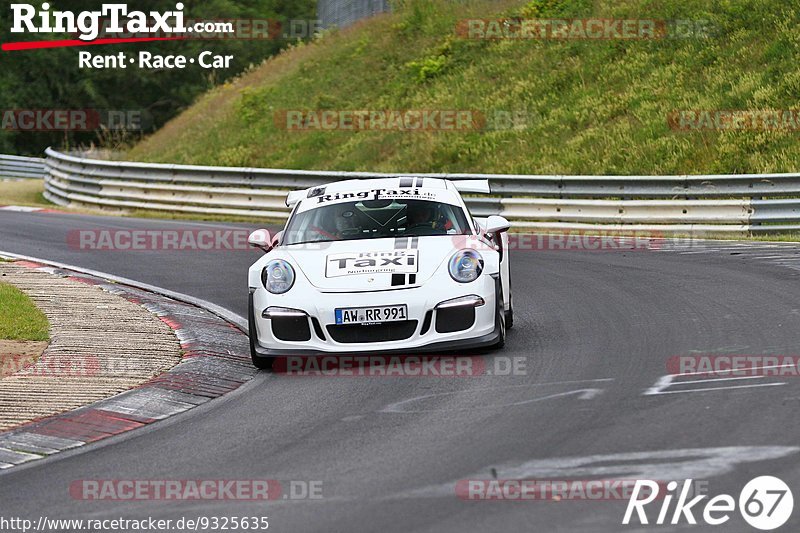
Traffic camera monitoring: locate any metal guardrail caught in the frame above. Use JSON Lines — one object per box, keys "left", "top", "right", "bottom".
{"left": 36, "top": 148, "right": 800, "bottom": 233}
{"left": 0, "top": 154, "right": 46, "bottom": 179}
{"left": 318, "top": 0, "right": 390, "bottom": 29}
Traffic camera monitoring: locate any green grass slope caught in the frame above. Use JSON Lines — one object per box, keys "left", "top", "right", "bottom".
{"left": 129, "top": 0, "right": 800, "bottom": 175}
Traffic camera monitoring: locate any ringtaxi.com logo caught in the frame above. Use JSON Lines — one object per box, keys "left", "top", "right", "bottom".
{"left": 623, "top": 476, "right": 794, "bottom": 530}
{"left": 10, "top": 3, "right": 190, "bottom": 42}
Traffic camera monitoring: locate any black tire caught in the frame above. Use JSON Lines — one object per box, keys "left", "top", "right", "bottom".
{"left": 503, "top": 255, "right": 514, "bottom": 329}
{"left": 251, "top": 352, "right": 274, "bottom": 370}
{"left": 494, "top": 307, "right": 506, "bottom": 349}
{"left": 248, "top": 296, "right": 274, "bottom": 370}
{"left": 494, "top": 280, "right": 506, "bottom": 349}
{"left": 249, "top": 323, "right": 274, "bottom": 370}
{"left": 505, "top": 292, "right": 514, "bottom": 330}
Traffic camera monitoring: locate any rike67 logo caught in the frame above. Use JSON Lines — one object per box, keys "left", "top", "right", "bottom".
{"left": 624, "top": 476, "right": 794, "bottom": 530}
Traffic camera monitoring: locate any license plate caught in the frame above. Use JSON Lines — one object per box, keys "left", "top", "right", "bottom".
{"left": 335, "top": 304, "right": 408, "bottom": 325}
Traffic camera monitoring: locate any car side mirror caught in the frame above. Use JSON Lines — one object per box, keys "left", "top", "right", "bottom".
{"left": 485, "top": 215, "right": 510, "bottom": 235}
{"left": 248, "top": 229, "right": 273, "bottom": 253}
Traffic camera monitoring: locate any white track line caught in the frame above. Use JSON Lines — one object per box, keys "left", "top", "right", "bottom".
{"left": 673, "top": 375, "right": 764, "bottom": 385}
{"left": 650, "top": 383, "right": 786, "bottom": 395}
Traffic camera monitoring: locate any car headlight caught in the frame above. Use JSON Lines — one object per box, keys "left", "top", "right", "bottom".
{"left": 262, "top": 259, "right": 295, "bottom": 294}
{"left": 448, "top": 250, "right": 483, "bottom": 283}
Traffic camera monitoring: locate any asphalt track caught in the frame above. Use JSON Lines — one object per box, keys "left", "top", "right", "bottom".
{"left": 1, "top": 209, "right": 800, "bottom": 532}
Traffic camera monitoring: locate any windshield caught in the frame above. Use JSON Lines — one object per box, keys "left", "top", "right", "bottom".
{"left": 284, "top": 199, "right": 471, "bottom": 245}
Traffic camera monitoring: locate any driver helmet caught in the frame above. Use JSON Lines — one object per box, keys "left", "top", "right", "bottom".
{"left": 407, "top": 203, "right": 437, "bottom": 226}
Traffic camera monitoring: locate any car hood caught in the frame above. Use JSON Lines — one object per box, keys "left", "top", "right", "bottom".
{"left": 284, "top": 236, "right": 464, "bottom": 292}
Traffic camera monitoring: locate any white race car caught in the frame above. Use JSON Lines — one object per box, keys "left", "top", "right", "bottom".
{"left": 247, "top": 177, "right": 513, "bottom": 369}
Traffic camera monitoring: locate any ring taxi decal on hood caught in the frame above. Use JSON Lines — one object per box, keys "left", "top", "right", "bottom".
{"left": 392, "top": 236, "right": 420, "bottom": 286}
{"left": 326, "top": 250, "right": 419, "bottom": 278}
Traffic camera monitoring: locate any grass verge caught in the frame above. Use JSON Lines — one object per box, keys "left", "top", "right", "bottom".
{"left": 129, "top": 0, "right": 800, "bottom": 176}
{"left": 0, "top": 179, "right": 50, "bottom": 208}
{"left": 0, "top": 282, "right": 49, "bottom": 341}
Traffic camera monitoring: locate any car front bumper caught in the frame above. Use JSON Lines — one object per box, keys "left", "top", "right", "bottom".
{"left": 249, "top": 275, "right": 502, "bottom": 358}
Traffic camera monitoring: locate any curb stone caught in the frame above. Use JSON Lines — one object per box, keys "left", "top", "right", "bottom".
{"left": 0, "top": 261, "right": 255, "bottom": 470}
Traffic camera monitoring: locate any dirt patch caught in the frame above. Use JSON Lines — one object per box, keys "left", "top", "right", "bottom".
{"left": 0, "top": 340, "right": 48, "bottom": 378}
